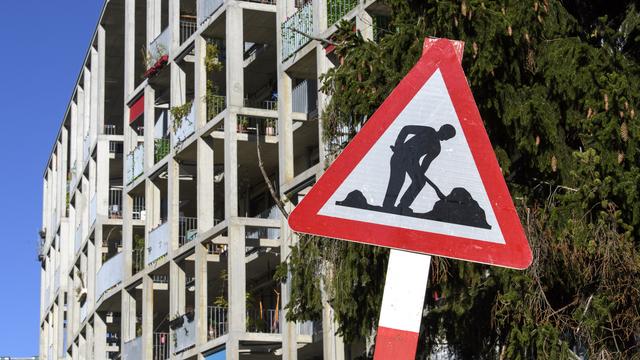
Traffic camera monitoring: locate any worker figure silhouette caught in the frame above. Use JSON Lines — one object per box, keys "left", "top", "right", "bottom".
{"left": 383, "top": 124, "right": 456, "bottom": 212}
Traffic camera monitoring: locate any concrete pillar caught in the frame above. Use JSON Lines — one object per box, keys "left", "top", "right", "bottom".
{"left": 144, "top": 86, "right": 156, "bottom": 170}
{"left": 96, "top": 140, "right": 109, "bottom": 222}
{"left": 194, "top": 35, "right": 207, "bottom": 130}
{"left": 94, "top": 314, "right": 108, "bottom": 360}
{"left": 226, "top": 3, "right": 244, "bottom": 108}
{"left": 124, "top": 0, "right": 136, "bottom": 96}
{"left": 147, "top": 0, "right": 162, "bottom": 43}
{"left": 121, "top": 289, "right": 137, "bottom": 342}
{"left": 167, "top": 156, "right": 180, "bottom": 252}
{"left": 169, "top": 260, "right": 186, "bottom": 353}
{"left": 169, "top": 0, "right": 181, "bottom": 52}
{"left": 194, "top": 241, "right": 208, "bottom": 346}
{"left": 90, "top": 47, "right": 99, "bottom": 143}
{"left": 226, "top": 224, "right": 246, "bottom": 360}
{"left": 97, "top": 25, "right": 106, "bottom": 134}
{"left": 142, "top": 274, "right": 154, "bottom": 358}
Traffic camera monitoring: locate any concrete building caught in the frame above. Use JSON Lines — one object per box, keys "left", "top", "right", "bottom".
{"left": 39, "top": 0, "right": 386, "bottom": 359}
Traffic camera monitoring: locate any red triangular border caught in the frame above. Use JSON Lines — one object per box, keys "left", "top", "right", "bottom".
{"left": 288, "top": 39, "right": 532, "bottom": 269}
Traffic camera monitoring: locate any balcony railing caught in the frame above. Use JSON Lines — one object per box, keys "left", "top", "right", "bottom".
{"left": 237, "top": 116, "right": 279, "bottom": 136}
{"left": 96, "top": 252, "right": 124, "bottom": 299}
{"left": 207, "top": 95, "right": 226, "bottom": 121}
{"left": 149, "top": 27, "right": 171, "bottom": 64}
{"left": 173, "top": 105, "right": 196, "bottom": 148}
{"left": 207, "top": 306, "right": 228, "bottom": 340}
{"left": 103, "top": 124, "right": 118, "bottom": 135}
{"left": 171, "top": 313, "right": 196, "bottom": 354}
{"left": 180, "top": 18, "right": 198, "bottom": 44}
{"left": 247, "top": 308, "right": 280, "bottom": 334}
{"left": 293, "top": 79, "right": 318, "bottom": 113}
{"left": 108, "top": 188, "right": 123, "bottom": 219}
{"left": 132, "top": 195, "right": 146, "bottom": 220}
{"left": 153, "top": 332, "right": 170, "bottom": 360}
{"left": 109, "top": 140, "right": 123, "bottom": 155}
{"left": 127, "top": 143, "right": 145, "bottom": 185}
{"left": 198, "top": 0, "right": 224, "bottom": 25}
{"left": 154, "top": 138, "right": 170, "bottom": 163}
{"left": 297, "top": 320, "right": 314, "bottom": 336}
{"left": 80, "top": 301, "right": 88, "bottom": 323}
{"left": 244, "top": 98, "right": 278, "bottom": 111}
{"left": 327, "top": 0, "right": 358, "bottom": 26}
{"left": 179, "top": 216, "right": 198, "bottom": 247}
{"left": 147, "top": 222, "right": 169, "bottom": 265}
{"left": 122, "top": 336, "right": 142, "bottom": 360}
{"left": 281, "top": 1, "right": 313, "bottom": 60}
{"left": 133, "top": 248, "right": 144, "bottom": 274}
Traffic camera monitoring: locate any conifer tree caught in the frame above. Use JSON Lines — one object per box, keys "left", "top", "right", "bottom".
{"left": 278, "top": 1, "right": 640, "bottom": 358}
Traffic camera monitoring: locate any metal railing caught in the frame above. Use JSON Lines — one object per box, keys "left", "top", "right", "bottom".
{"left": 244, "top": 0, "right": 276, "bottom": 3}
{"left": 103, "top": 124, "right": 118, "bottom": 135}
{"left": 173, "top": 104, "right": 196, "bottom": 147}
{"left": 132, "top": 195, "right": 146, "bottom": 220}
{"left": 108, "top": 188, "right": 123, "bottom": 219}
{"left": 178, "top": 216, "right": 198, "bottom": 246}
{"left": 237, "top": 116, "right": 278, "bottom": 136}
{"left": 154, "top": 138, "right": 170, "bottom": 163}
{"left": 207, "top": 243, "right": 228, "bottom": 255}
{"left": 127, "top": 143, "right": 145, "bottom": 184}
{"left": 207, "top": 95, "right": 226, "bottom": 121}
{"left": 244, "top": 98, "right": 278, "bottom": 110}
{"left": 327, "top": 0, "right": 358, "bottom": 25}
{"left": 293, "top": 79, "right": 318, "bottom": 113}
{"left": 153, "top": 332, "right": 170, "bottom": 360}
{"left": 133, "top": 248, "right": 144, "bottom": 274}
{"left": 198, "top": 0, "right": 224, "bottom": 25}
{"left": 180, "top": 18, "right": 198, "bottom": 44}
{"left": 109, "top": 140, "right": 123, "bottom": 154}
{"left": 207, "top": 306, "right": 228, "bottom": 340}
{"left": 247, "top": 308, "right": 280, "bottom": 333}
{"left": 281, "top": 1, "right": 313, "bottom": 60}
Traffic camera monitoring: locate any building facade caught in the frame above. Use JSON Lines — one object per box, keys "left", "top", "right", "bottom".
{"left": 39, "top": 0, "right": 386, "bottom": 359}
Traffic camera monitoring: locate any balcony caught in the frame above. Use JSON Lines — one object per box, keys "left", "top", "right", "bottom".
{"left": 96, "top": 252, "right": 124, "bottom": 299}
{"left": 80, "top": 301, "right": 88, "bottom": 323}
{"left": 178, "top": 216, "right": 198, "bottom": 247}
{"left": 154, "top": 138, "right": 170, "bottom": 163}
{"left": 133, "top": 248, "right": 144, "bottom": 274}
{"left": 153, "top": 332, "right": 170, "bottom": 360}
{"left": 149, "top": 28, "right": 171, "bottom": 64}
{"left": 108, "top": 188, "right": 123, "bottom": 219}
{"left": 246, "top": 205, "right": 280, "bottom": 239}
{"left": 170, "top": 313, "right": 196, "bottom": 354}
{"left": 122, "top": 336, "right": 142, "bottom": 360}
{"left": 103, "top": 124, "right": 119, "bottom": 135}
{"left": 236, "top": 116, "right": 279, "bottom": 136}
{"left": 327, "top": 0, "right": 358, "bottom": 26}
{"left": 180, "top": 17, "right": 197, "bottom": 44}
{"left": 297, "top": 320, "right": 314, "bottom": 336}
{"left": 293, "top": 80, "right": 318, "bottom": 114}
{"left": 207, "top": 306, "right": 228, "bottom": 340}
{"left": 281, "top": 1, "right": 313, "bottom": 60}
{"left": 173, "top": 105, "right": 196, "bottom": 148}
{"left": 244, "top": 98, "right": 278, "bottom": 111}
{"left": 198, "top": 0, "right": 224, "bottom": 25}
{"left": 126, "top": 144, "right": 145, "bottom": 185}
{"left": 132, "top": 195, "right": 146, "bottom": 220}
{"left": 207, "top": 95, "right": 226, "bottom": 121}
{"left": 247, "top": 308, "right": 280, "bottom": 334}
{"left": 147, "top": 222, "right": 169, "bottom": 265}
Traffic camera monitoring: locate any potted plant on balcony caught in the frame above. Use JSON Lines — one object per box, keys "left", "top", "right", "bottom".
{"left": 238, "top": 116, "right": 249, "bottom": 133}
{"left": 265, "top": 119, "right": 276, "bottom": 136}
{"left": 170, "top": 101, "right": 193, "bottom": 134}
{"left": 168, "top": 313, "right": 184, "bottom": 330}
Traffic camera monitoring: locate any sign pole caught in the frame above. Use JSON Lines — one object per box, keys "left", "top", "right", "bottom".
{"left": 373, "top": 250, "right": 431, "bottom": 359}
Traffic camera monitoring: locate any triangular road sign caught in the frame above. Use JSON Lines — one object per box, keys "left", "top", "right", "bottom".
{"left": 289, "top": 39, "right": 532, "bottom": 269}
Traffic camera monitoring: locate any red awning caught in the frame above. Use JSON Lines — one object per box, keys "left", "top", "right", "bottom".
{"left": 129, "top": 94, "right": 144, "bottom": 123}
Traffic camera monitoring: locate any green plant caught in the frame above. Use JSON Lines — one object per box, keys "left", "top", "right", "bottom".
{"left": 205, "top": 42, "right": 223, "bottom": 72}
{"left": 133, "top": 234, "right": 145, "bottom": 251}
{"left": 170, "top": 101, "right": 193, "bottom": 132}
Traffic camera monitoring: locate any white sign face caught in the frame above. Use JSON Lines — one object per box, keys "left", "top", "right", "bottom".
{"left": 318, "top": 69, "right": 505, "bottom": 244}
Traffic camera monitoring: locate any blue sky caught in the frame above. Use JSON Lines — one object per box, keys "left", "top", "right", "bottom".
{"left": 0, "top": 1, "right": 102, "bottom": 355}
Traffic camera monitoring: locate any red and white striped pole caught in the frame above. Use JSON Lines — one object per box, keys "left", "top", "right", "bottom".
{"left": 373, "top": 250, "right": 431, "bottom": 359}
{"left": 373, "top": 38, "right": 464, "bottom": 360}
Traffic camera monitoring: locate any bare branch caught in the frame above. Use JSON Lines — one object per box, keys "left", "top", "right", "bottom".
{"left": 290, "top": 28, "right": 339, "bottom": 46}
{"left": 256, "top": 126, "right": 289, "bottom": 219}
